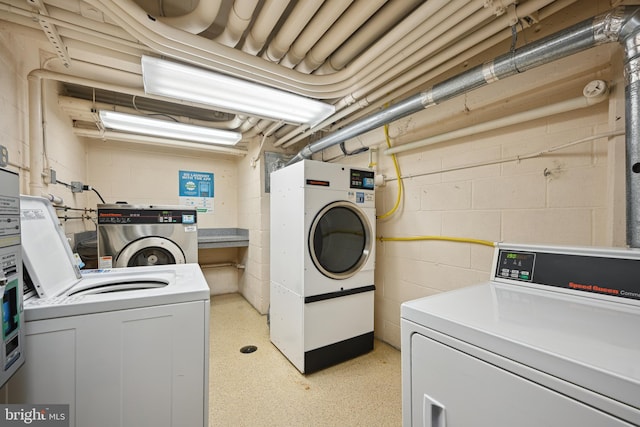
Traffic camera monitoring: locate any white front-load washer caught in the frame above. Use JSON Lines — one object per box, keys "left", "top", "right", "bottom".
{"left": 401, "top": 243, "right": 640, "bottom": 427}
{"left": 270, "top": 160, "right": 376, "bottom": 373}
{"left": 8, "top": 196, "right": 210, "bottom": 427}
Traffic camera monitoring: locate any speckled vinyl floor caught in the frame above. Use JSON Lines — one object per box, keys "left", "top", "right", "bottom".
{"left": 208, "top": 293, "right": 402, "bottom": 427}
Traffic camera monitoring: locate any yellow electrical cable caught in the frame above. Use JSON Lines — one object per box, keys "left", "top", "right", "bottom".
{"left": 378, "top": 235, "right": 496, "bottom": 248}
{"left": 377, "top": 124, "right": 402, "bottom": 219}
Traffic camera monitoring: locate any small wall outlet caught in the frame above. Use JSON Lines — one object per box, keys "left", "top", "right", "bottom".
{"left": 49, "top": 168, "right": 57, "bottom": 184}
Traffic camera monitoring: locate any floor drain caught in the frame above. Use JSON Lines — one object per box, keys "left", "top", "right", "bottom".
{"left": 240, "top": 345, "right": 258, "bottom": 354}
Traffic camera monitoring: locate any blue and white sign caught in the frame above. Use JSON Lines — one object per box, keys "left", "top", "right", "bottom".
{"left": 179, "top": 170, "right": 214, "bottom": 213}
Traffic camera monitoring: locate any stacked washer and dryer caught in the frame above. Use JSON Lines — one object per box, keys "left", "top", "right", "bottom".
{"left": 270, "top": 160, "right": 376, "bottom": 374}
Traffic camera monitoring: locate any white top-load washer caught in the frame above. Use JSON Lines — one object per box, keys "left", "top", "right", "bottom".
{"left": 8, "top": 196, "right": 210, "bottom": 427}
{"left": 401, "top": 243, "right": 640, "bottom": 427}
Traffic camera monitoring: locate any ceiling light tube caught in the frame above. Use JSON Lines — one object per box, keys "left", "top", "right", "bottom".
{"left": 98, "top": 110, "right": 242, "bottom": 145}
{"left": 141, "top": 55, "right": 336, "bottom": 126}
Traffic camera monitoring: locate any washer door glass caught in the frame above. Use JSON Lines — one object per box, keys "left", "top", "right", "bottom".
{"left": 116, "top": 237, "right": 186, "bottom": 267}
{"left": 309, "top": 201, "right": 372, "bottom": 280}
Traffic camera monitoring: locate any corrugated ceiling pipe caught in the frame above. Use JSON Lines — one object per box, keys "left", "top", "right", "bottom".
{"left": 382, "top": 81, "right": 609, "bottom": 155}
{"left": 286, "top": 7, "right": 632, "bottom": 166}
{"left": 314, "top": 0, "right": 422, "bottom": 75}
{"left": 294, "top": 0, "right": 388, "bottom": 74}
{"left": 275, "top": 0, "right": 539, "bottom": 148}
{"left": 279, "top": 0, "right": 353, "bottom": 68}
{"left": 214, "top": 0, "right": 260, "bottom": 47}
{"left": 73, "top": 129, "right": 247, "bottom": 156}
{"left": 242, "top": 0, "right": 292, "bottom": 55}
{"left": 158, "top": 0, "right": 222, "bottom": 34}
{"left": 620, "top": 11, "right": 640, "bottom": 247}
{"left": 261, "top": 0, "right": 324, "bottom": 62}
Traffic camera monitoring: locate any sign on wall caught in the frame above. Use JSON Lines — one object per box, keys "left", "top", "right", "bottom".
{"left": 178, "top": 170, "right": 214, "bottom": 213}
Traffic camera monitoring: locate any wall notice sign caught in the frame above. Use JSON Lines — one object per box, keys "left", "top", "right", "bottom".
{"left": 179, "top": 170, "right": 214, "bottom": 213}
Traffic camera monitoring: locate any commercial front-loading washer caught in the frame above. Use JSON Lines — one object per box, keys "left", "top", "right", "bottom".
{"left": 270, "top": 159, "right": 376, "bottom": 373}
{"left": 401, "top": 243, "right": 640, "bottom": 427}
{"left": 97, "top": 204, "right": 198, "bottom": 268}
{"left": 8, "top": 196, "right": 210, "bottom": 427}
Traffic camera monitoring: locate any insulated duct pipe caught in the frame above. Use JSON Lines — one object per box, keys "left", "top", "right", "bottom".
{"left": 287, "top": 7, "right": 632, "bottom": 165}
{"left": 621, "top": 10, "right": 640, "bottom": 247}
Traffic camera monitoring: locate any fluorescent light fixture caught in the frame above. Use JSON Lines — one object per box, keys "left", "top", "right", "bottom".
{"left": 141, "top": 55, "right": 336, "bottom": 126}
{"left": 98, "top": 110, "right": 242, "bottom": 146}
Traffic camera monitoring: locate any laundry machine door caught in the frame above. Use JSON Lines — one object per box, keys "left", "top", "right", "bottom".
{"left": 309, "top": 201, "right": 373, "bottom": 280}
{"left": 116, "top": 237, "right": 186, "bottom": 267}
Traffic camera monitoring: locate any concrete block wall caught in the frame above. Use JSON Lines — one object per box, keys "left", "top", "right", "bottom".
{"left": 369, "top": 45, "right": 622, "bottom": 348}
{"left": 237, "top": 142, "right": 271, "bottom": 314}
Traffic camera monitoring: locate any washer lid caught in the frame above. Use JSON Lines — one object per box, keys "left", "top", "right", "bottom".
{"left": 402, "top": 282, "right": 640, "bottom": 413}
{"left": 20, "top": 196, "right": 81, "bottom": 298}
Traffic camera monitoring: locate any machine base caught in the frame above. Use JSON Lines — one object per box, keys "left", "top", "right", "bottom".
{"left": 304, "top": 331, "right": 374, "bottom": 374}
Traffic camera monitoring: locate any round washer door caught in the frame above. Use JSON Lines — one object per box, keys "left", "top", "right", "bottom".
{"left": 309, "top": 201, "right": 373, "bottom": 280}
{"left": 115, "top": 237, "right": 186, "bottom": 267}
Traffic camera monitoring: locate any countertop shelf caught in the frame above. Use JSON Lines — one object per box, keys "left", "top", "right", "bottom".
{"left": 198, "top": 228, "right": 249, "bottom": 249}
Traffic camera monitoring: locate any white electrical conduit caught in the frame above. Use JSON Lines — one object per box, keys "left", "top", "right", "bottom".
{"left": 294, "top": 0, "right": 388, "bottom": 74}
{"left": 29, "top": 69, "right": 244, "bottom": 131}
{"left": 262, "top": 0, "right": 324, "bottom": 62}
{"left": 215, "top": 0, "right": 261, "bottom": 47}
{"left": 279, "top": 0, "right": 353, "bottom": 68}
{"left": 24, "top": 0, "right": 500, "bottom": 100}
{"left": 307, "top": 0, "right": 478, "bottom": 90}
{"left": 315, "top": 0, "right": 423, "bottom": 75}
{"left": 60, "top": 0, "right": 476, "bottom": 98}
{"left": 0, "top": 0, "right": 138, "bottom": 45}
{"left": 385, "top": 80, "right": 610, "bottom": 155}
{"left": 275, "top": 0, "right": 510, "bottom": 145}
{"left": 158, "top": 0, "right": 221, "bottom": 34}
{"left": 324, "top": 0, "right": 566, "bottom": 134}
{"left": 276, "top": 0, "right": 561, "bottom": 148}
{"left": 28, "top": 74, "right": 45, "bottom": 197}
{"left": 242, "top": 0, "right": 292, "bottom": 55}
{"left": 73, "top": 128, "right": 248, "bottom": 156}
{"left": 385, "top": 130, "right": 625, "bottom": 182}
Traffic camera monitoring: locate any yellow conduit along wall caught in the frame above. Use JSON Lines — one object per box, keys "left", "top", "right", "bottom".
{"left": 376, "top": 123, "right": 495, "bottom": 249}
{"left": 376, "top": 123, "right": 402, "bottom": 220}
{"left": 377, "top": 235, "right": 496, "bottom": 248}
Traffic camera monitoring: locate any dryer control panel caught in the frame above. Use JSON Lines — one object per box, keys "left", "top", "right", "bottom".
{"left": 350, "top": 169, "right": 375, "bottom": 190}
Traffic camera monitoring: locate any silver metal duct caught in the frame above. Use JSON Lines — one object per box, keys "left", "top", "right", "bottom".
{"left": 288, "top": 6, "right": 640, "bottom": 247}
{"left": 621, "top": 9, "right": 640, "bottom": 247}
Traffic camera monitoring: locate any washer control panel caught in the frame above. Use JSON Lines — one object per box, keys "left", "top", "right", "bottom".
{"left": 495, "top": 246, "right": 640, "bottom": 304}
{"left": 98, "top": 208, "right": 197, "bottom": 225}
